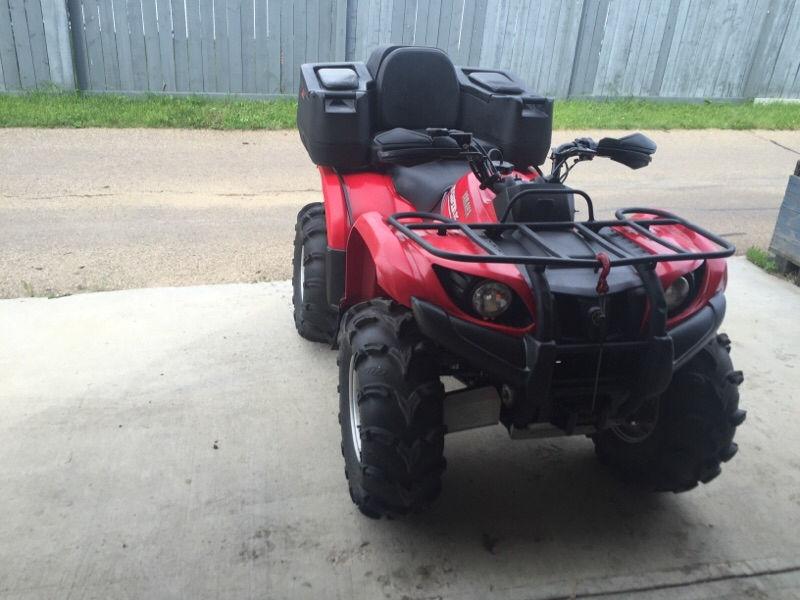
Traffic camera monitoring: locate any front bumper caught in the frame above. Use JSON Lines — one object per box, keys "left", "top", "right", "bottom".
{"left": 412, "top": 292, "right": 726, "bottom": 428}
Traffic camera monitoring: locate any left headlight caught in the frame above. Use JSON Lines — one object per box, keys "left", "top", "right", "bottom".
{"left": 471, "top": 281, "right": 512, "bottom": 319}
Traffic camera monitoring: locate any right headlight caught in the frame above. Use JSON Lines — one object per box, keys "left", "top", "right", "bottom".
{"left": 433, "top": 266, "right": 531, "bottom": 327}
{"left": 665, "top": 264, "right": 705, "bottom": 317}
{"left": 471, "top": 281, "right": 512, "bottom": 320}
{"left": 664, "top": 276, "right": 691, "bottom": 312}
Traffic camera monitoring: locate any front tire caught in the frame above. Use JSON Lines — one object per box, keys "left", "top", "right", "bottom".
{"left": 292, "top": 203, "right": 337, "bottom": 343}
{"left": 338, "top": 299, "right": 445, "bottom": 518}
{"left": 593, "top": 333, "right": 746, "bottom": 492}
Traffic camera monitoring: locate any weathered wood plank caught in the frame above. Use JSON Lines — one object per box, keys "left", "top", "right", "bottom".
{"left": 722, "top": 0, "right": 763, "bottom": 98}
{"left": 267, "top": 0, "right": 281, "bottom": 92}
{"left": 658, "top": 0, "right": 692, "bottom": 97}
{"left": 80, "top": 0, "right": 106, "bottom": 89}
{"left": 621, "top": 0, "right": 651, "bottom": 95}
{"left": 402, "top": 0, "right": 415, "bottom": 45}
{"left": 0, "top": 27, "right": 4, "bottom": 90}
{"left": 186, "top": 0, "right": 204, "bottom": 91}
{"left": 291, "top": 0, "right": 304, "bottom": 92}
{"left": 569, "top": 0, "right": 608, "bottom": 95}
{"left": 768, "top": 0, "right": 800, "bottom": 97}
{"left": 387, "top": 0, "right": 401, "bottom": 43}
{"left": 306, "top": 0, "right": 320, "bottom": 62}
{"left": 370, "top": 0, "right": 385, "bottom": 49}
{"left": 496, "top": 0, "right": 521, "bottom": 71}
{"left": 126, "top": 0, "right": 150, "bottom": 91}
{"left": 691, "top": 0, "right": 719, "bottom": 96}
{"left": 351, "top": 0, "right": 366, "bottom": 58}
{"left": 241, "top": 0, "right": 257, "bottom": 92}
{"left": 317, "top": 0, "right": 333, "bottom": 61}
{"left": 477, "top": 0, "right": 499, "bottom": 69}
{"left": 155, "top": 0, "right": 176, "bottom": 91}
{"left": 199, "top": 0, "right": 215, "bottom": 91}
{"left": 334, "top": 0, "right": 347, "bottom": 58}
{"left": 376, "top": 0, "right": 392, "bottom": 46}
{"left": 98, "top": 0, "right": 120, "bottom": 89}
{"left": 24, "top": 0, "right": 51, "bottom": 86}
{"left": 141, "top": 0, "right": 163, "bottom": 91}
{"left": 213, "top": 0, "right": 230, "bottom": 92}
{"left": 537, "top": 0, "right": 563, "bottom": 94}
{"left": 171, "top": 0, "right": 190, "bottom": 91}
{"left": 3, "top": 0, "right": 798, "bottom": 100}
{"left": 466, "top": 0, "right": 486, "bottom": 64}
{"left": 344, "top": 0, "right": 357, "bottom": 58}
{"left": 635, "top": 0, "right": 669, "bottom": 97}
{"left": 515, "top": 0, "right": 537, "bottom": 86}
{"left": 111, "top": 0, "right": 134, "bottom": 90}
{"left": 255, "top": 0, "right": 268, "bottom": 91}
{"left": 279, "top": 0, "right": 292, "bottom": 92}
{"left": 0, "top": 0, "right": 23, "bottom": 89}
{"left": 769, "top": 175, "right": 800, "bottom": 267}
{"left": 7, "top": 0, "right": 36, "bottom": 88}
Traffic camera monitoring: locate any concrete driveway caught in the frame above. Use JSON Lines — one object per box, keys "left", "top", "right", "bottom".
{"left": 2, "top": 258, "right": 799, "bottom": 599}
{"left": 2, "top": 128, "right": 799, "bottom": 298}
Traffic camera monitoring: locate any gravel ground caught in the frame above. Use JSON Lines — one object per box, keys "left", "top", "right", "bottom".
{"left": 1, "top": 127, "right": 798, "bottom": 298}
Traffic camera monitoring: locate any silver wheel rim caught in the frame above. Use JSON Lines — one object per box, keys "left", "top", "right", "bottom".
{"left": 299, "top": 245, "right": 305, "bottom": 302}
{"left": 611, "top": 395, "right": 660, "bottom": 443}
{"left": 348, "top": 354, "right": 362, "bottom": 457}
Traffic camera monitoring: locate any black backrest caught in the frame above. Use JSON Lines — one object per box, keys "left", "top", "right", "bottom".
{"left": 367, "top": 45, "right": 460, "bottom": 131}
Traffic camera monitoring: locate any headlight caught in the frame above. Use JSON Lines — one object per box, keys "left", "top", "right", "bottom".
{"left": 471, "top": 281, "right": 512, "bottom": 319}
{"left": 433, "top": 266, "right": 531, "bottom": 327}
{"left": 664, "top": 276, "right": 691, "bottom": 313}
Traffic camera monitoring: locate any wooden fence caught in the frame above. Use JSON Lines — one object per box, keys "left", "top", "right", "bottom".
{"left": 1, "top": 0, "right": 800, "bottom": 99}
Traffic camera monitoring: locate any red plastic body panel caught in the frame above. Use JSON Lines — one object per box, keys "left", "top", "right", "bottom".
{"left": 320, "top": 166, "right": 727, "bottom": 337}
{"left": 613, "top": 214, "right": 727, "bottom": 327}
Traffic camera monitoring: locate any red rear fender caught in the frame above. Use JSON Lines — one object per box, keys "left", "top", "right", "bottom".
{"left": 319, "top": 167, "right": 416, "bottom": 250}
{"left": 319, "top": 167, "right": 349, "bottom": 249}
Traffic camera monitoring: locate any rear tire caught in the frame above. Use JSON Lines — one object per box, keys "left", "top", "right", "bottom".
{"left": 593, "top": 333, "right": 745, "bottom": 492}
{"left": 338, "top": 299, "right": 446, "bottom": 518}
{"left": 292, "top": 203, "right": 337, "bottom": 343}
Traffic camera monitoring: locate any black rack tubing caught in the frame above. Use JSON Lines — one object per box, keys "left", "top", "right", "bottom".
{"left": 387, "top": 208, "right": 735, "bottom": 268}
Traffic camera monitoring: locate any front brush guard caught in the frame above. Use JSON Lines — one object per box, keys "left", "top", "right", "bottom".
{"left": 412, "top": 292, "right": 726, "bottom": 431}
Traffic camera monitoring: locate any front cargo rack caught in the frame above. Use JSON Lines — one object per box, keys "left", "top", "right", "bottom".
{"left": 387, "top": 206, "right": 735, "bottom": 269}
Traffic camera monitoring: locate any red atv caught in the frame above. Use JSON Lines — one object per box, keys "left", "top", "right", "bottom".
{"left": 293, "top": 45, "right": 745, "bottom": 518}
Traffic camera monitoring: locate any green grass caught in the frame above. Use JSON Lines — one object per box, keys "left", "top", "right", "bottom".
{"left": 556, "top": 99, "right": 800, "bottom": 130}
{"left": 747, "top": 246, "right": 800, "bottom": 286}
{"left": 0, "top": 92, "right": 297, "bottom": 129}
{"left": 1, "top": 92, "right": 798, "bottom": 130}
{"left": 746, "top": 246, "right": 778, "bottom": 272}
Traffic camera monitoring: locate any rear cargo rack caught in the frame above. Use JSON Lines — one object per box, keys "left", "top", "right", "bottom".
{"left": 387, "top": 206, "right": 735, "bottom": 269}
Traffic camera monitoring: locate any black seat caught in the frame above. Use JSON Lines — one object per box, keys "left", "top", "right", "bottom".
{"left": 367, "top": 46, "right": 471, "bottom": 209}
{"left": 371, "top": 127, "right": 462, "bottom": 164}
{"left": 367, "top": 45, "right": 460, "bottom": 131}
{"left": 368, "top": 46, "right": 463, "bottom": 166}
{"left": 390, "top": 160, "right": 471, "bottom": 212}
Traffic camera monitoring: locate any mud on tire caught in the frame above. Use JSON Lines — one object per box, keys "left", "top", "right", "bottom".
{"left": 593, "top": 333, "right": 746, "bottom": 492}
{"left": 292, "top": 203, "right": 338, "bottom": 343}
{"left": 338, "top": 299, "right": 446, "bottom": 518}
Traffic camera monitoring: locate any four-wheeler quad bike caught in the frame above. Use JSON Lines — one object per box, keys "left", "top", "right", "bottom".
{"left": 292, "top": 45, "right": 746, "bottom": 518}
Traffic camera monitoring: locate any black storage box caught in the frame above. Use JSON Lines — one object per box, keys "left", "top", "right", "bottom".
{"left": 457, "top": 67, "right": 553, "bottom": 167}
{"left": 297, "top": 62, "right": 373, "bottom": 169}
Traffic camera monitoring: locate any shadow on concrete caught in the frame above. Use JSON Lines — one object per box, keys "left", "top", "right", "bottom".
{"left": 394, "top": 433, "right": 695, "bottom": 560}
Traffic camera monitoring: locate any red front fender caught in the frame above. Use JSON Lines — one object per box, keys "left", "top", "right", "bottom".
{"left": 343, "top": 212, "right": 423, "bottom": 309}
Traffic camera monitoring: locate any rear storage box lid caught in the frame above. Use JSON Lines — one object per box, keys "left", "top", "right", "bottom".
{"left": 457, "top": 67, "right": 553, "bottom": 168}
{"left": 297, "top": 62, "right": 373, "bottom": 169}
